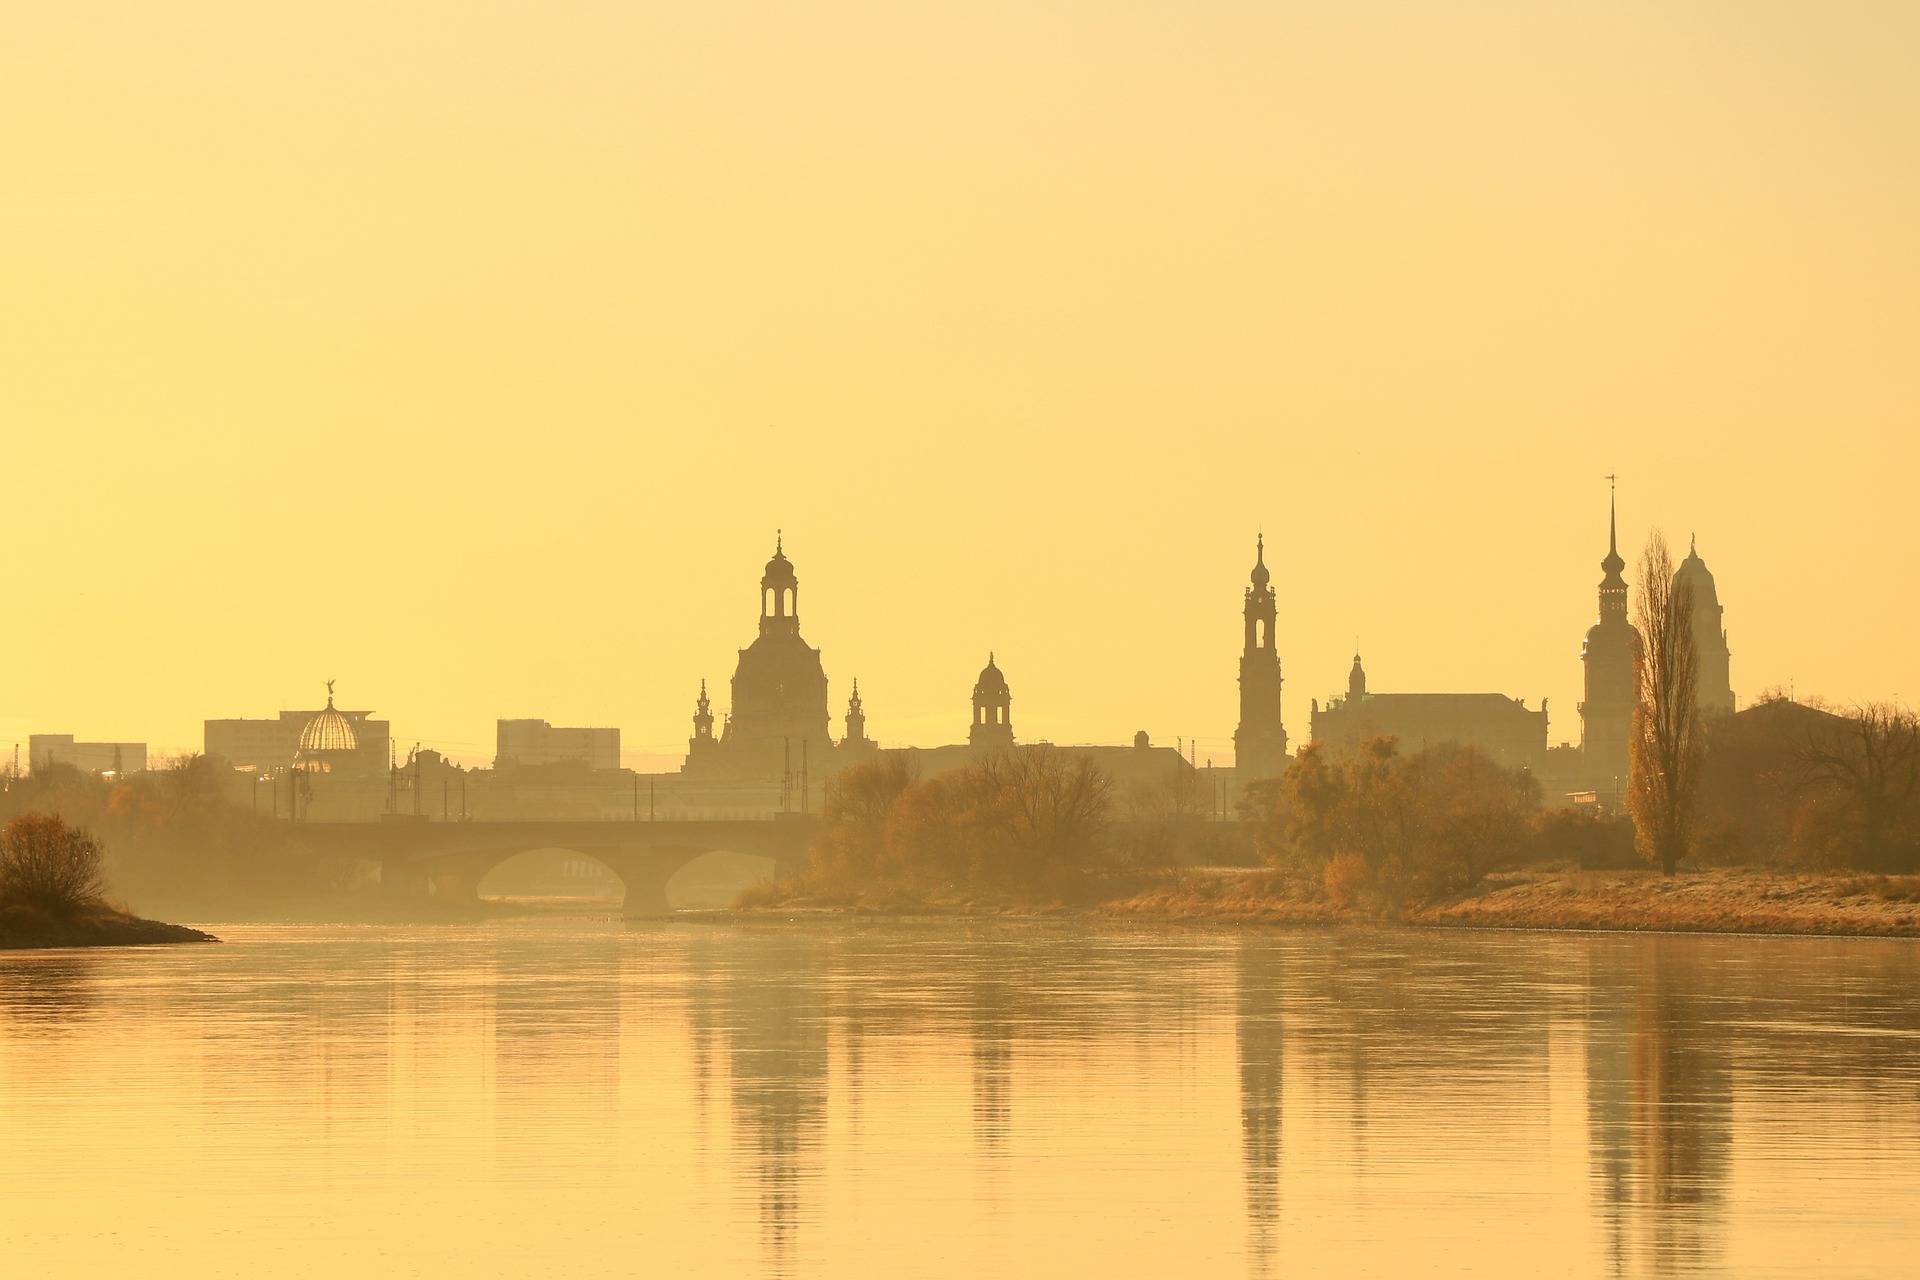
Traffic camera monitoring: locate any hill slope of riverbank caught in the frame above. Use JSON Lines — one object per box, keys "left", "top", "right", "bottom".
{"left": 0, "top": 903, "right": 218, "bottom": 950}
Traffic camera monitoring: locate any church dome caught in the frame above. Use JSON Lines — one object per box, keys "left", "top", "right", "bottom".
{"left": 1249, "top": 534, "right": 1270, "bottom": 589}
{"left": 1674, "top": 537, "right": 1718, "bottom": 599}
{"left": 974, "top": 653, "right": 1009, "bottom": 695}
{"left": 1666, "top": 529, "right": 1728, "bottom": 610}
{"left": 298, "top": 686, "right": 359, "bottom": 756}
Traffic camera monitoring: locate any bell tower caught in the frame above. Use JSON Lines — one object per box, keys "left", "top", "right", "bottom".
{"left": 1233, "top": 534, "right": 1288, "bottom": 780}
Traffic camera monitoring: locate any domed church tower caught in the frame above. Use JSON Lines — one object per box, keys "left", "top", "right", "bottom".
{"left": 970, "top": 654, "right": 1014, "bottom": 749}
{"left": 1233, "top": 534, "right": 1288, "bottom": 780}
{"left": 721, "top": 534, "right": 831, "bottom": 776}
{"left": 1580, "top": 484, "right": 1640, "bottom": 800}
{"left": 1675, "top": 536, "right": 1734, "bottom": 716}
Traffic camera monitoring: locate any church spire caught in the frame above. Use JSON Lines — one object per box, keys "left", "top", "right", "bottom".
{"left": 1602, "top": 474, "right": 1625, "bottom": 577}
{"left": 1598, "top": 476, "right": 1628, "bottom": 622}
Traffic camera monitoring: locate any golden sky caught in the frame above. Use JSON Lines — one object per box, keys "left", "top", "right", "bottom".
{"left": 3, "top": 1, "right": 1916, "bottom": 767}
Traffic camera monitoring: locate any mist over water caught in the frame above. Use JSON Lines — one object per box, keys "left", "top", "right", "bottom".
{"left": 2, "top": 921, "right": 1916, "bottom": 1277}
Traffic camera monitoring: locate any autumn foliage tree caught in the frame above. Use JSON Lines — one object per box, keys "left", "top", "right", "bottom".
{"left": 1628, "top": 532, "right": 1702, "bottom": 875}
{"left": 810, "top": 747, "right": 1115, "bottom": 896}
{"left": 1254, "top": 738, "right": 1539, "bottom": 906}
{"left": 812, "top": 755, "right": 916, "bottom": 880}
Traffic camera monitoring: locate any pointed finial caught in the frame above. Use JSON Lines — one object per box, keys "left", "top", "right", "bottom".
{"left": 325, "top": 678, "right": 335, "bottom": 706}
{"left": 1691, "top": 532, "right": 1697, "bottom": 555}
{"left": 700, "top": 677, "right": 707, "bottom": 694}
{"left": 776, "top": 528, "right": 783, "bottom": 554}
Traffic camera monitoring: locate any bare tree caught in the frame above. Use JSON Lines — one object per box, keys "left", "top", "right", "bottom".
{"left": 1629, "top": 533, "right": 1702, "bottom": 874}
{"left": 0, "top": 813, "right": 107, "bottom": 914}
{"left": 1793, "top": 702, "right": 1920, "bottom": 871}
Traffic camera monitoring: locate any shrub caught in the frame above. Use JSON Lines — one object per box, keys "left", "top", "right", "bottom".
{"left": 1532, "top": 806, "right": 1638, "bottom": 870}
{"left": 0, "top": 813, "right": 107, "bottom": 916}
{"left": 1323, "top": 853, "right": 1370, "bottom": 910}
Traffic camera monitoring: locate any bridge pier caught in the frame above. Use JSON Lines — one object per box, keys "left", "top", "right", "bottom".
{"left": 613, "top": 854, "right": 675, "bottom": 918}
{"left": 427, "top": 868, "right": 483, "bottom": 904}
{"left": 382, "top": 859, "right": 432, "bottom": 899}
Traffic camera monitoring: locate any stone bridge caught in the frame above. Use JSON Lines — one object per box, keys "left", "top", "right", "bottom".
{"left": 292, "top": 817, "right": 817, "bottom": 915}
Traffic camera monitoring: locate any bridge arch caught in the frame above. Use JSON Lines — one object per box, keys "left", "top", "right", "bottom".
{"left": 473, "top": 846, "right": 627, "bottom": 904}
{"left": 378, "top": 829, "right": 808, "bottom": 916}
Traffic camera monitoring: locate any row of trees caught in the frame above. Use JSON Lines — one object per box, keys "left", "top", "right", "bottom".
{"left": 1631, "top": 532, "right": 1920, "bottom": 874}
{"left": 1250, "top": 739, "right": 1542, "bottom": 908}
{"left": 811, "top": 748, "right": 1116, "bottom": 896}
{"left": 0, "top": 755, "right": 355, "bottom": 916}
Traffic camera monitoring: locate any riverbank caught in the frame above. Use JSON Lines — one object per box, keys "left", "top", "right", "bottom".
{"left": 730, "top": 866, "right": 1920, "bottom": 938}
{"left": 0, "top": 903, "right": 219, "bottom": 950}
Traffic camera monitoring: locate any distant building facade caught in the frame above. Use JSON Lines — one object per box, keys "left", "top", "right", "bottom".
{"left": 496, "top": 719, "right": 620, "bottom": 771}
{"left": 28, "top": 734, "right": 146, "bottom": 776}
{"left": 1675, "top": 538, "right": 1734, "bottom": 716}
{"left": 206, "top": 683, "right": 390, "bottom": 776}
{"left": 1310, "top": 654, "right": 1548, "bottom": 774}
{"left": 1233, "top": 535, "right": 1288, "bottom": 780}
{"left": 1579, "top": 490, "right": 1639, "bottom": 801}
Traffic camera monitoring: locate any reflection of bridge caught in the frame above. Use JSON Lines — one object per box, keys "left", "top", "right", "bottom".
{"left": 294, "top": 818, "right": 816, "bottom": 915}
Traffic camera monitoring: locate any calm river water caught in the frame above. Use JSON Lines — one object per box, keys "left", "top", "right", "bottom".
{"left": 2, "top": 919, "right": 1917, "bottom": 1277}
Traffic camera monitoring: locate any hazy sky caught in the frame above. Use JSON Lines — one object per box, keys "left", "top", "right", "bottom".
{"left": 3, "top": 1, "right": 1916, "bottom": 767}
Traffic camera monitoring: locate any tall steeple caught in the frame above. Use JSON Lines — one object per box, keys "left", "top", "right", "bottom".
{"left": 844, "top": 677, "right": 871, "bottom": 747}
{"left": 1234, "top": 532, "right": 1288, "bottom": 780}
{"left": 1580, "top": 478, "right": 1639, "bottom": 802}
{"left": 692, "top": 678, "right": 714, "bottom": 741}
{"left": 685, "top": 677, "right": 722, "bottom": 765}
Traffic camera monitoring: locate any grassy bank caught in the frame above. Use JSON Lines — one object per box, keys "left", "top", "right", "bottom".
{"left": 735, "top": 866, "right": 1920, "bottom": 938}
{"left": 1403, "top": 867, "right": 1920, "bottom": 937}
{"left": 0, "top": 903, "right": 219, "bottom": 950}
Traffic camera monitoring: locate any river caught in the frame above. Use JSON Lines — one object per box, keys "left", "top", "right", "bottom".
{"left": 2, "top": 919, "right": 1916, "bottom": 1277}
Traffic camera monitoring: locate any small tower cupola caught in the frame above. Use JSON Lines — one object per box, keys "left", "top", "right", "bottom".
{"left": 760, "top": 531, "right": 800, "bottom": 636}
{"left": 1348, "top": 653, "right": 1367, "bottom": 702}
{"left": 969, "top": 653, "right": 1014, "bottom": 749}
